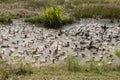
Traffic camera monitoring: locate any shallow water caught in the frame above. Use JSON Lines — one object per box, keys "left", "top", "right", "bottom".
{"left": 0, "top": 19, "right": 120, "bottom": 66}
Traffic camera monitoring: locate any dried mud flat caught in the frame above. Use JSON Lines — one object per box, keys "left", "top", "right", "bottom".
{"left": 0, "top": 19, "right": 120, "bottom": 66}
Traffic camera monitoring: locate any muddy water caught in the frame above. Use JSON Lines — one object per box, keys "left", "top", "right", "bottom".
{"left": 0, "top": 19, "right": 120, "bottom": 66}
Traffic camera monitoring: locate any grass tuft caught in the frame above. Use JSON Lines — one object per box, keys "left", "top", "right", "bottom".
{"left": 114, "top": 49, "right": 120, "bottom": 58}
{"left": 0, "top": 16, "right": 12, "bottom": 24}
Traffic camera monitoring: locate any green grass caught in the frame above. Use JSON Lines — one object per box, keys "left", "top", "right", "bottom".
{"left": 66, "top": 56, "right": 120, "bottom": 73}
{"left": 114, "top": 49, "right": 120, "bottom": 58}
{"left": 0, "top": 55, "right": 120, "bottom": 80}
{"left": 28, "top": 64, "right": 120, "bottom": 80}
{"left": 0, "top": 10, "right": 20, "bottom": 19}
{"left": 0, "top": 16, "right": 12, "bottom": 24}
{"left": 72, "top": 6, "right": 120, "bottom": 19}
{"left": 25, "top": 15, "right": 44, "bottom": 26}
{"left": 63, "top": 0, "right": 120, "bottom": 20}
{"left": 0, "top": 59, "right": 33, "bottom": 79}
{"left": 66, "top": 56, "right": 80, "bottom": 72}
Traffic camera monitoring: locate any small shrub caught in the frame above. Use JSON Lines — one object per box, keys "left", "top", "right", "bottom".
{"left": 44, "top": 6, "right": 63, "bottom": 28}
{"left": 44, "top": 6, "right": 73, "bottom": 28}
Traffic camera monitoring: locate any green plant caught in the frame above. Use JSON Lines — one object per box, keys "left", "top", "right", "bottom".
{"left": 44, "top": 6, "right": 63, "bottom": 28}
